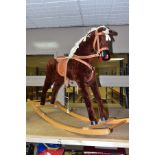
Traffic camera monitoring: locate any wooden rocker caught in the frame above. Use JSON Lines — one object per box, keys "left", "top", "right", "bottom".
{"left": 28, "top": 100, "right": 129, "bottom": 136}
{"left": 54, "top": 101, "right": 128, "bottom": 129}
{"left": 30, "top": 26, "right": 129, "bottom": 135}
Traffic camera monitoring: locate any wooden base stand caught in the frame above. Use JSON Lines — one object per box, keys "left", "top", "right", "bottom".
{"left": 28, "top": 100, "right": 129, "bottom": 136}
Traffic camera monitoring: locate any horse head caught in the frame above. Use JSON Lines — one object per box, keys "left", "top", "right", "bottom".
{"left": 88, "top": 26, "right": 118, "bottom": 61}
{"left": 69, "top": 26, "right": 117, "bottom": 61}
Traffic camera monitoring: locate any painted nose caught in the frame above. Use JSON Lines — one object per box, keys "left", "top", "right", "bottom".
{"left": 99, "top": 50, "right": 110, "bottom": 61}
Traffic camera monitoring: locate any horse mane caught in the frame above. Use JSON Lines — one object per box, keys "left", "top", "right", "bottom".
{"left": 68, "top": 26, "right": 107, "bottom": 58}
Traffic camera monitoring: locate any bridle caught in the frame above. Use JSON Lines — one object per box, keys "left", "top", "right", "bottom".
{"left": 73, "top": 29, "right": 110, "bottom": 60}
{"left": 93, "top": 30, "right": 110, "bottom": 54}
{"left": 56, "top": 28, "right": 111, "bottom": 85}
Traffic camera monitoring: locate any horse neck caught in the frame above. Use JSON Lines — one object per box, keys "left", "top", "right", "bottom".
{"left": 74, "top": 45, "right": 95, "bottom": 65}
{"left": 74, "top": 39, "right": 94, "bottom": 57}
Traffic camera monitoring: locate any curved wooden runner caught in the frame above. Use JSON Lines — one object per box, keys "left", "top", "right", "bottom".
{"left": 55, "top": 101, "right": 129, "bottom": 129}
{"left": 29, "top": 101, "right": 111, "bottom": 136}
{"left": 28, "top": 100, "right": 129, "bottom": 132}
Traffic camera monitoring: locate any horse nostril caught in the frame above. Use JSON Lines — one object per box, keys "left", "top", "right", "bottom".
{"left": 99, "top": 50, "right": 111, "bottom": 61}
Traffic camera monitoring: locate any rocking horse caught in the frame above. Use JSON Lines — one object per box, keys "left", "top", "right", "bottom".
{"left": 40, "top": 26, "right": 118, "bottom": 125}
{"left": 29, "top": 26, "right": 129, "bottom": 135}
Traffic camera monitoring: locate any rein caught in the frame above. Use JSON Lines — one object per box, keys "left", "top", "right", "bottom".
{"left": 56, "top": 29, "right": 110, "bottom": 86}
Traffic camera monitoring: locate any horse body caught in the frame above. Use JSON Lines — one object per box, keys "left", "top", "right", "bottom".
{"left": 41, "top": 26, "right": 118, "bottom": 125}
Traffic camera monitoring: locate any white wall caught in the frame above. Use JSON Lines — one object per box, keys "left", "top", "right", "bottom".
{"left": 26, "top": 25, "right": 129, "bottom": 55}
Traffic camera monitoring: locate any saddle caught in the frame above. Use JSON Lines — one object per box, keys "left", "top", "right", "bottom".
{"left": 56, "top": 56, "right": 68, "bottom": 77}
{"left": 56, "top": 55, "right": 94, "bottom": 85}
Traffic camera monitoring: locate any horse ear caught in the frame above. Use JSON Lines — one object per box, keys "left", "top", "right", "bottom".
{"left": 109, "top": 30, "right": 118, "bottom": 36}
{"left": 98, "top": 27, "right": 105, "bottom": 32}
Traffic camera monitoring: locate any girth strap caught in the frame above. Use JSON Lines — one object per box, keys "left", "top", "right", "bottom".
{"left": 72, "top": 57, "right": 95, "bottom": 83}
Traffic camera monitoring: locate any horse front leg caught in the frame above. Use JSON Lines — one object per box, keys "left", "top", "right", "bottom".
{"left": 90, "top": 79, "right": 108, "bottom": 121}
{"left": 77, "top": 82, "right": 97, "bottom": 125}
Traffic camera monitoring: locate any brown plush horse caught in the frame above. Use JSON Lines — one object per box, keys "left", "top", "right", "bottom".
{"left": 41, "top": 26, "right": 118, "bottom": 125}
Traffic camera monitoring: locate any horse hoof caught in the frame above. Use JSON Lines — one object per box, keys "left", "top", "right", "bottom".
{"left": 90, "top": 120, "right": 98, "bottom": 126}
{"left": 101, "top": 117, "right": 108, "bottom": 122}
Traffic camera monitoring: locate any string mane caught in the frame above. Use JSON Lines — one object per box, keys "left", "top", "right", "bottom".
{"left": 68, "top": 25, "right": 109, "bottom": 58}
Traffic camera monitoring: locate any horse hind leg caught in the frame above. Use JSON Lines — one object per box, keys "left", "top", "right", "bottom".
{"left": 41, "top": 58, "right": 57, "bottom": 105}
{"left": 50, "top": 77, "right": 64, "bottom": 104}
{"left": 40, "top": 77, "right": 54, "bottom": 105}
